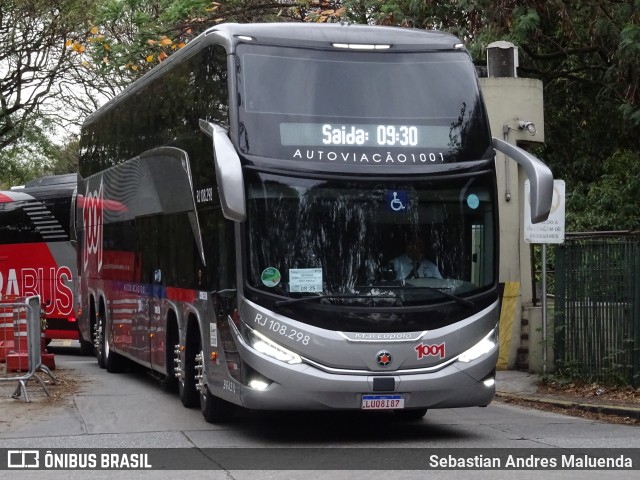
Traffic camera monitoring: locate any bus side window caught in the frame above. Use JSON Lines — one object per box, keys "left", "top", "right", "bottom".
{"left": 0, "top": 201, "right": 41, "bottom": 244}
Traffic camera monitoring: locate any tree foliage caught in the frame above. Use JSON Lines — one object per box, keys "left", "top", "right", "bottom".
{"left": 331, "top": 0, "right": 640, "bottom": 230}
{"left": 0, "top": 0, "right": 95, "bottom": 149}
{"left": 471, "top": 0, "right": 640, "bottom": 230}
{"left": 568, "top": 150, "right": 640, "bottom": 232}
{"left": 1, "top": 0, "right": 638, "bottom": 231}
{"left": 66, "top": 0, "right": 335, "bottom": 80}
{"left": 0, "top": 120, "right": 77, "bottom": 189}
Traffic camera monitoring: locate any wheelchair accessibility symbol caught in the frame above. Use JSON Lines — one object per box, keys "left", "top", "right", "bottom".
{"left": 387, "top": 190, "right": 408, "bottom": 212}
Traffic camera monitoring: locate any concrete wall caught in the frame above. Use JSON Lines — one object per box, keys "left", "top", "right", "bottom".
{"left": 525, "top": 303, "right": 555, "bottom": 373}
{"left": 479, "top": 77, "right": 545, "bottom": 369}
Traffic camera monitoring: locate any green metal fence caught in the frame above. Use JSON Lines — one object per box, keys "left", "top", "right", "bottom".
{"left": 554, "top": 233, "right": 640, "bottom": 386}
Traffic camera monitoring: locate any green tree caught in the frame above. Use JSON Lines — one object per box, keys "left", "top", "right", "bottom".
{"left": 3, "top": 0, "right": 638, "bottom": 231}
{"left": 0, "top": 0, "right": 95, "bottom": 149}
{"left": 0, "top": 121, "right": 77, "bottom": 189}
{"left": 475, "top": 0, "right": 640, "bottom": 230}
{"left": 333, "top": 0, "right": 640, "bottom": 230}
{"left": 568, "top": 150, "right": 640, "bottom": 231}
{"left": 69, "top": 0, "right": 315, "bottom": 79}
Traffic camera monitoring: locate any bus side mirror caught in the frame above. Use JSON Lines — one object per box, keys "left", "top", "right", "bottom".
{"left": 492, "top": 137, "right": 553, "bottom": 223}
{"left": 199, "top": 120, "right": 246, "bottom": 222}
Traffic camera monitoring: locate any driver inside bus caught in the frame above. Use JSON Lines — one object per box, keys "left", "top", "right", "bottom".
{"left": 389, "top": 236, "right": 443, "bottom": 281}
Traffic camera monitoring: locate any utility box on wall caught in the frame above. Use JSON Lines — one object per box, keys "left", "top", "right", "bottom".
{"left": 487, "top": 41, "right": 519, "bottom": 78}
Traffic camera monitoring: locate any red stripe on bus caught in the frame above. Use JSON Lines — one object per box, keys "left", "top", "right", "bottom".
{"left": 165, "top": 287, "right": 198, "bottom": 303}
{"left": 76, "top": 195, "right": 128, "bottom": 212}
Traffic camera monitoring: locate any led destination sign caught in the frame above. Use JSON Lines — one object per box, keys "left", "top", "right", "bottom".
{"left": 280, "top": 123, "right": 453, "bottom": 149}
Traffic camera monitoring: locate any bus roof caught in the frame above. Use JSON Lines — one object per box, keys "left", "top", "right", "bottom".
{"left": 207, "top": 22, "right": 462, "bottom": 49}
{"left": 24, "top": 173, "right": 77, "bottom": 188}
{"left": 3, "top": 174, "right": 77, "bottom": 202}
{"left": 82, "top": 23, "right": 465, "bottom": 128}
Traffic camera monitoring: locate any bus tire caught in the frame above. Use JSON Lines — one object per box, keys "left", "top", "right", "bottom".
{"left": 96, "top": 313, "right": 106, "bottom": 369}
{"left": 104, "top": 337, "right": 125, "bottom": 373}
{"left": 163, "top": 315, "right": 179, "bottom": 393}
{"left": 179, "top": 327, "right": 199, "bottom": 408}
{"left": 79, "top": 337, "right": 94, "bottom": 356}
{"left": 98, "top": 304, "right": 125, "bottom": 373}
{"left": 394, "top": 408, "right": 428, "bottom": 421}
{"left": 200, "top": 384, "right": 234, "bottom": 424}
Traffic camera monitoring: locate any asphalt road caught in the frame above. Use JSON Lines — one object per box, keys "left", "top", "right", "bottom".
{"left": 1, "top": 344, "right": 639, "bottom": 479}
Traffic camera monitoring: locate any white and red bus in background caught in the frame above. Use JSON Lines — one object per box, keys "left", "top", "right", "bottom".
{"left": 0, "top": 173, "right": 88, "bottom": 350}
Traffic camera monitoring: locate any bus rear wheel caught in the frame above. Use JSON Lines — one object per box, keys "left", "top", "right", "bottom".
{"left": 163, "top": 317, "right": 179, "bottom": 393}
{"left": 97, "top": 305, "right": 124, "bottom": 373}
{"left": 79, "top": 337, "right": 94, "bottom": 356}
{"left": 96, "top": 314, "right": 106, "bottom": 369}
{"left": 179, "top": 329, "right": 199, "bottom": 408}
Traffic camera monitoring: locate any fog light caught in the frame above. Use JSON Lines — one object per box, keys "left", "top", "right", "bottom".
{"left": 248, "top": 379, "right": 270, "bottom": 391}
{"left": 483, "top": 378, "right": 495, "bottom": 388}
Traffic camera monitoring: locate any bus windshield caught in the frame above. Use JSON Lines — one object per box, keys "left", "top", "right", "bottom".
{"left": 245, "top": 171, "right": 495, "bottom": 307}
{"left": 235, "top": 44, "right": 491, "bottom": 162}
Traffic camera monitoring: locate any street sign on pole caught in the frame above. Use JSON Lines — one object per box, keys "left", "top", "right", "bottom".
{"left": 524, "top": 179, "right": 565, "bottom": 244}
{"left": 523, "top": 179, "right": 565, "bottom": 373}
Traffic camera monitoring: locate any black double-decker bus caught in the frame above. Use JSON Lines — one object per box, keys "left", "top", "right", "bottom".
{"left": 77, "top": 23, "right": 552, "bottom": 423}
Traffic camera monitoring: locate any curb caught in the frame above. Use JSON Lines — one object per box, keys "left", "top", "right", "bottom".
{"left": 495, "top": 392, "right": 640, "bottom": 420}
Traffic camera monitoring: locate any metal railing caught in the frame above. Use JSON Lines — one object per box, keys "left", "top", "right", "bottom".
{"left": 0, "top": 296, "right": 57, "bottom": 402}
{"left": 554, "top": 234, "right": 640, "bottom": 386}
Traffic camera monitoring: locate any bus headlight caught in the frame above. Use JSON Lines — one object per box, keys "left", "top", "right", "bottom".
{"left": 457, "top": 329, "right": 497, "bottom": 363}
{"left": 246, "top": 327, "right": 302, "bottom": 365}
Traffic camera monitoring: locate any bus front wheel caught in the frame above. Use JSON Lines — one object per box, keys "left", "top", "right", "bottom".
{"left": 200, "top": 382, "right": 234, "bottom": 424}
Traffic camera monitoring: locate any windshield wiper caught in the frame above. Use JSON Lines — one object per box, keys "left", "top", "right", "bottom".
{"left": 273, "top": 288, "right": 473, "bottom": 309}
{"left": 369, "top": 284, "right": 474, "bottom": 309}
{"left": 274, "top": 293, "right": 397, "bottom": 307}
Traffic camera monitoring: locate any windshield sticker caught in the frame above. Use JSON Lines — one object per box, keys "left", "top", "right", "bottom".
{"left": 289, "top": 268, "right": 323, "bottom": 293}
{"left": 387, "top": 190, "right": 408, "bottom": 213}
{"left": 467, "top": 194, "right": 480, "bottom": 209}
{"left": 261, "top": 267, "right": 281, "bottom": 287}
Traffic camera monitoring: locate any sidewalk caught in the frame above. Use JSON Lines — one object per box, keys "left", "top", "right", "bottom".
{"left": 495, "top": 370, "right": 640, "bottom": 420}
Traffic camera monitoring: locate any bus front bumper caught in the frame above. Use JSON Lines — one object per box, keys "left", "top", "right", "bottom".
{"left": 234, "top": 338, "right": 498, "bottom": 411}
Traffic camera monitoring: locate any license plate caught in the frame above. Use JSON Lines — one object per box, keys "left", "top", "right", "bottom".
{"left": 361, "top": 395, "right": 405, "bottom": 410}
